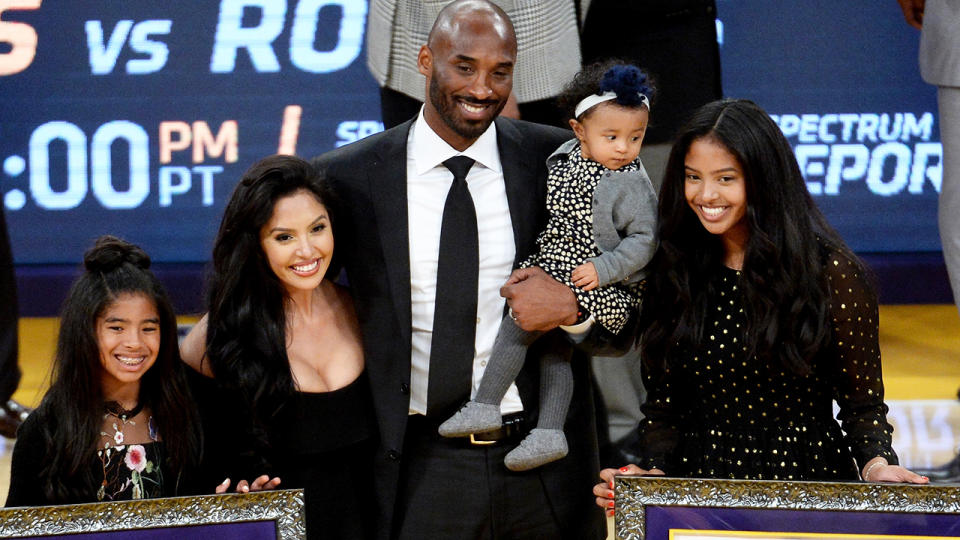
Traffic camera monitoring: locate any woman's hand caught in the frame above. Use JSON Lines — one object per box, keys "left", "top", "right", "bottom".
{"left": 215, "top": 475, "right": 283, "bottom": 494}
{"left": 862, "top": 457, "right": 928, "bottom": 484}
{"left": 593, "top": 465, "right": 664, "bottom": 516}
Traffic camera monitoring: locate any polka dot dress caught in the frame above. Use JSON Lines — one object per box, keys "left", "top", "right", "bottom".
{"left": 635, "top": 253, "right": 898, "bottom": 481}
{"left": 522, "top": 144, "right": 642, "bottom": 335}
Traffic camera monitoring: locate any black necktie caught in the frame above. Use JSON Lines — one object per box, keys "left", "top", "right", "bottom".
{"left": 426, "top": 156, "right": 478, "bottom": 417}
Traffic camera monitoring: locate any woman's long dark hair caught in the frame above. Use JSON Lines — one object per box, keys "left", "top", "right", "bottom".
{"left": 37, "top": 235, "right": 200, "bottom": 503}
{"left": 204, "top": 154, "right": 340, "bottom": 457}
{"left": 642, "top": 99, "right": 863, "bottom": 378}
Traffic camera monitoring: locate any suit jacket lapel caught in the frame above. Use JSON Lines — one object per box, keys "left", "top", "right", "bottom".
{"left": 496, "top": 118, "right": 539, "bottom": 266}
{"left": 369, "top": 122, "right": 413, "bottom": 348}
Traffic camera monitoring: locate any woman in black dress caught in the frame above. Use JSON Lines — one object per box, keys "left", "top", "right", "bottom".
{"left": 593, "top": 99, "right": 927, "bottom": 516}
{"left": 6, "top": 236, "right": 201, "bottom": 506}
{"left": 181, "top": 155, "right": 375, "bottom": 539}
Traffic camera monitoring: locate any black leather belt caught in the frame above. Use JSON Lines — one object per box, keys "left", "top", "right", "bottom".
{"left": 409, "top": 412, "right": 525, "bottom": 447}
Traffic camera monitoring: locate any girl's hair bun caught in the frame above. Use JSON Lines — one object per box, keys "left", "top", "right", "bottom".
{"left": 84, "top": 235, "right": 151, "bottom": 273}
{"left": 599, "top": 64, "right": 651, "bottom": 108}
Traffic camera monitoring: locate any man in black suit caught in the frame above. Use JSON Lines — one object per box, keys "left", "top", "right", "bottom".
{"left": 312, "top": 1, "right": 609, "bottom": 538}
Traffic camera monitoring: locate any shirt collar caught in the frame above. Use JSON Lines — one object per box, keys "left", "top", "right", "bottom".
{"left": 411, "top": 107, "right": 502, "bottom": 176}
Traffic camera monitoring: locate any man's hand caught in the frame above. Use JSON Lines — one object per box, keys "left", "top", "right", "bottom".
{"left": 501, "top": 266, "right": 578, "bottom": 331}
{"left": 897, "top": 0, "right": 925, "bottom": 29}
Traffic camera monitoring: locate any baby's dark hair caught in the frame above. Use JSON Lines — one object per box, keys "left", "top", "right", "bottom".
{"left": 558, "top": 60, "right": 655, "bottom": 122}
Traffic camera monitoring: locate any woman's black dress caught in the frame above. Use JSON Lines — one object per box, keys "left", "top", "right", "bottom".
{"left": 190, "top": 369, "right": 377, "bottom": 539}
{"left": 635, "top": 253, "right": 898, "bottom": 480}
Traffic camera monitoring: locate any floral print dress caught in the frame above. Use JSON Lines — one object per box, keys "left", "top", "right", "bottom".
{"left": 6, "top": 407, "right": 175, "bottom": 507}
{"left": 95, "top": 441, "right": 165, "bottom": 501}
{"left": 96, "top": 409, "right": 164, "bottom": 501}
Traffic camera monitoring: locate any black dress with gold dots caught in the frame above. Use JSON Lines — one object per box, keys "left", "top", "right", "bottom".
{"left": 635, "top": 252, "right": 898, "bottom": 481}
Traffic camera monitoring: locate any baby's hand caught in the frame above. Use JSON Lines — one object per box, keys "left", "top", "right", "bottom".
{"left": 572, "top": 262, "right": 599, "bottom": 291}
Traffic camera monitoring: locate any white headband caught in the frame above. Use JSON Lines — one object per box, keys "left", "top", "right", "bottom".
{"left": 574, "top": 91, "right": 650, "bottom": 118}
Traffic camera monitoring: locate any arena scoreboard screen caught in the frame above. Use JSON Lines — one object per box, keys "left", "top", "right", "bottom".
{"left": 0, "top": 1, "right": 942, "bottom": 264}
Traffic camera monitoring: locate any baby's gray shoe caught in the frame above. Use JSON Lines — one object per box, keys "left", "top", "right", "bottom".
{"left": 438, "top": 401, "right": 502, "bottom": 437}
{"left": 504, "top": 428, "right": 568, "bottom": 471}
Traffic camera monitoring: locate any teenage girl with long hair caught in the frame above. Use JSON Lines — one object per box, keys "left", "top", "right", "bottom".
{"left": 593, "top": 99, "right": 926, "bottom": 517}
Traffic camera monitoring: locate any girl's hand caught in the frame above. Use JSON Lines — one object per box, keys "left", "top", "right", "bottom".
{"left": 862, "top": 457, "right": 928, "bottom": 484}
{"left": 871, "top": 465, "right": 929, "bottom": 484}
{"left": 572, "top": 262, "right": 599, "bottom": 291}
{"left": 215, "top": 475, "right": 282, "bottom": 494}
{"left": 593, "top": 464, "right": 664, "bottom": 516}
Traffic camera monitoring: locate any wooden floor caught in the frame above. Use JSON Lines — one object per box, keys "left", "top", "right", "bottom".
{"left": 1, "top": 306, "right": 959, "bottom": 538}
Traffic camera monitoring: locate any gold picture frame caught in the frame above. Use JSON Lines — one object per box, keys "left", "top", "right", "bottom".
{"left": 0, "top": 488, "right": 305, "bottom": 539}
{"left": 616, "top": 476, "right": 960, "bottom": 540}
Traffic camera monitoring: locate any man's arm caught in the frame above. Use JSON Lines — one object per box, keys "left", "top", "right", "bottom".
{"left": 500, "top": 266, "right": 638, "bottom": 356}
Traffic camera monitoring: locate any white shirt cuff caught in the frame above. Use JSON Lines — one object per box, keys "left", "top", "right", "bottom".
{"left": 560, "top": 314, "right": 595, "bottom": 343}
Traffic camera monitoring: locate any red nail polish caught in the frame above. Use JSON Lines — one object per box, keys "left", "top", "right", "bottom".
{"left": 607, "top": 510, "right": 614, "bottom": 517}
{"left": 619, "top": 467, "right": 629, "bottom": 473}
{"left": 607, "top": 501, "right": 614, "bottom": 508}
{"left": 609, "top": 480, "right": 614, "bottom": 489}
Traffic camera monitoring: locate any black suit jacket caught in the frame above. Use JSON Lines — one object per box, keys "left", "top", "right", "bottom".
{"left": 313, "top": 117, "right": 606, "bottom": 540}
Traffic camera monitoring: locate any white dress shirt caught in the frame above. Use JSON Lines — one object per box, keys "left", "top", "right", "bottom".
{"left": 406, "top": 108, "right": 524, "bottom": 416}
